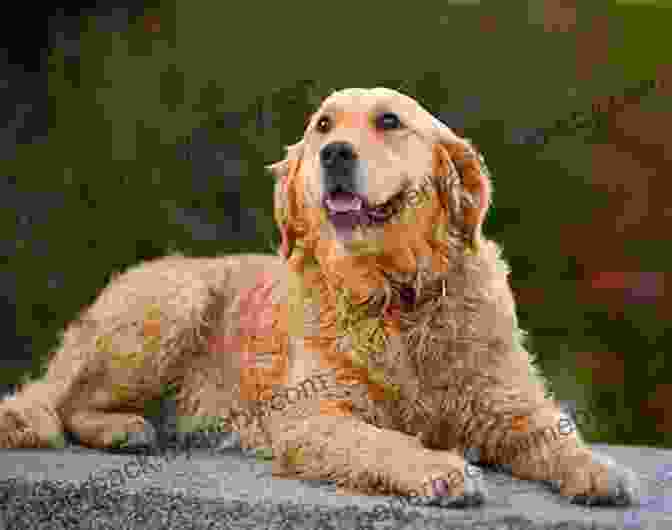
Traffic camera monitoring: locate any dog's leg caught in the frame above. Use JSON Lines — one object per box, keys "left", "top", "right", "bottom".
{"left": 0, "top": 380, "right": 65, "bottom": 448}
{"left": 0, "top": 317, "right": 98, "bottom": 449}
{"left": 479, "top": 404, "right": 640, "bottom": 505}
{"left": 269, "top": 414, "right": 486, "bottom": 506}
{"left": 50, "top": 311, "right": 187, "bottom": 451}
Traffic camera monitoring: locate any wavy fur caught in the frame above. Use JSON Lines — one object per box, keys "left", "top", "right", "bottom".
{"left": 0, "top": 88, "right": 639, "bottom": 506}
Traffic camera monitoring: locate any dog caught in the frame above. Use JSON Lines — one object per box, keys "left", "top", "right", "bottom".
{"left": 0, "top": 87, "right": 639, "bottom": 507}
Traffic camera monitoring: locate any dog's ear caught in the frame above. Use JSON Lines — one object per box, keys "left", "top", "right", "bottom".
{"left": 266, "top": 140, "right": 305, "bottom": 260}
{"left": 432, "top": 120, "right": 492, "bottom": 253}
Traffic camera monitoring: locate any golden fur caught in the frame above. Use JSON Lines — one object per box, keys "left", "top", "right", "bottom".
{"left": 0, "top": 88, "right": 639, "bottom": 506}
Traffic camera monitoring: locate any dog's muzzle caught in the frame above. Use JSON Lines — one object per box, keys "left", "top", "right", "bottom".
{"left": 320, "top": 141, "right": 410, "bottom": 236}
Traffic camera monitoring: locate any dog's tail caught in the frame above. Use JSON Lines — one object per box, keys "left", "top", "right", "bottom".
{"left": 0, "top": 379, "right": 67, "bottom": 449}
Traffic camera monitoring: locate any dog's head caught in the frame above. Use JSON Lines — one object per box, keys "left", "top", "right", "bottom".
{"left": 268, "top": 87, "right": 492, "bottom": 274}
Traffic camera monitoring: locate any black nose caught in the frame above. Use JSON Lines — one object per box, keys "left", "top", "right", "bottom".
{"left": 320, "top": 141, "right": 358, "bottom": 193}
{"left": 320, "top": 141, "right": 357, "bottom": 172}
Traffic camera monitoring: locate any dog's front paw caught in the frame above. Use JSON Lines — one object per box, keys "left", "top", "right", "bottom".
{"left": 0, "top": 399, "right": 65, "bottom": 449}
{"left": 555, "top": 451, "right": 640, "bottom": 506}
{"left": 405, "top": 464, "right": 487, "bottom": 507}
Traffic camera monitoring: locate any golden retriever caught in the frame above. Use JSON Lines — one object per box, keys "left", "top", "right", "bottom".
{"left": 0, "top": 87, "right": 639, "bottom": 507}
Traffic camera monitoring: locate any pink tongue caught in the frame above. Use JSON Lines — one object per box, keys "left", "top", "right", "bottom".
{"left": 326, "top": 193, "right": 363, "bottom": 213}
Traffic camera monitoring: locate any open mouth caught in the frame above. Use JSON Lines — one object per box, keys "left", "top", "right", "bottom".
{"left": 322, "top": 188, "right": 407, "bottom": 237}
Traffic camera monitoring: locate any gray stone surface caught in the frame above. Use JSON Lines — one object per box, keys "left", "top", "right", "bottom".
{"left": 1, "top": 442, "right": 671, "bottom": 529}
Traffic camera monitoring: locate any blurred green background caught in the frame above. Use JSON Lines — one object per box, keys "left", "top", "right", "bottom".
{"left": 2, "top": 0, "right": 671, "bottom": 449}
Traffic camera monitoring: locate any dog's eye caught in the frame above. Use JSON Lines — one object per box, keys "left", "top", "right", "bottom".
{"left": 375, "top": 112, "right": 403, "bottom": 131}
{"left": 315, "top": 115, "right": 332, "bottom": 134}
